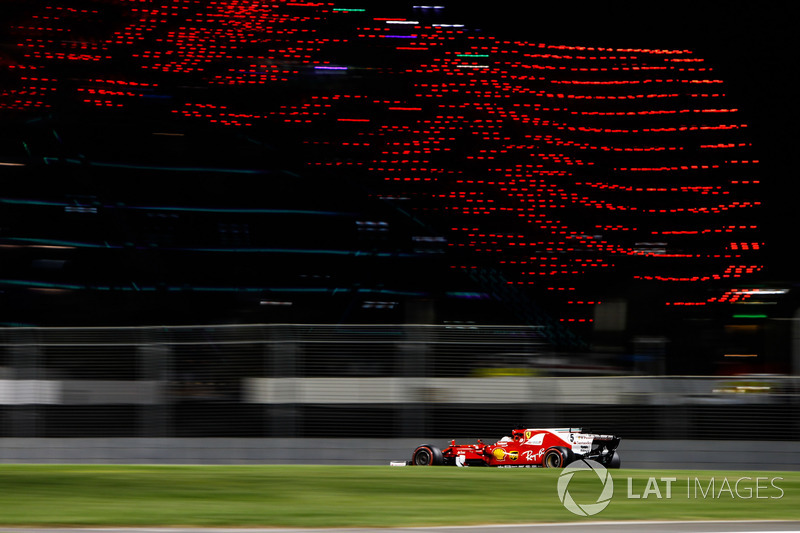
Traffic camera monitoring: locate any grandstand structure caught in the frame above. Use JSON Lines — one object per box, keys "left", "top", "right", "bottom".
{"left": 0, "top": 1, "right": 766, "bottom": 362}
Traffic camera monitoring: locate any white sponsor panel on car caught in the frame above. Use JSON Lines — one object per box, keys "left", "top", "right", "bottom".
{"left": 524, "top": 433, "right": 545, "bottom": 446}
{"left": 572, "top": 433, "right": 592, "bottom": 454}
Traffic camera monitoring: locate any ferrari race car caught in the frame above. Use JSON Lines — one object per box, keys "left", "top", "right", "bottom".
{"left": 396, "top": 427, "right": 620, "bottom": 468}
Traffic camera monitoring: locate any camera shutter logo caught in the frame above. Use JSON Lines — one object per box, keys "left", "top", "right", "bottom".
{"left": 556, "top": 459, "right": 614, "bottom": 516}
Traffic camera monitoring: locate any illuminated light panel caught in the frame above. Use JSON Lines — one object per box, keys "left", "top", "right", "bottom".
{"left": 0, "top": 1, "right": 764, "bottom": 332}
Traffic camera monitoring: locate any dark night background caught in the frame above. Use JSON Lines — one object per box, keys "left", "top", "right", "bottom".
{"left": 0, "top": 1, "right": 796, "bottom": 373}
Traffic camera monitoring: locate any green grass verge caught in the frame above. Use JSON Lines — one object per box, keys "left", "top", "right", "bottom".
{"left": 0, "top": 465, "right": 798, "bottom": 527}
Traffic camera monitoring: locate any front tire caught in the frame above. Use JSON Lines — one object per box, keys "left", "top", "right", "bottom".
{"left": 412, "top": 444, "right": 444, "bottom": 466}
{"left": 542, "top": 446, "right": 573, "bottom": 468}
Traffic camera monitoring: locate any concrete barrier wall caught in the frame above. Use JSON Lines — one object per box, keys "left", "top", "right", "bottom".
{"left": 1, "top": 376, "right": 789, "bottom": 406}
{"left": 620, "top": 439, "right": 800, "bottom": 471}
{"left": 1, "top": 438, "right": 798, "bottom": 470}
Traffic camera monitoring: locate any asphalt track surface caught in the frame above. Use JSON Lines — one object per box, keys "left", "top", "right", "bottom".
{"left": 2, "top": 522, "right": 800, "bottom": 533}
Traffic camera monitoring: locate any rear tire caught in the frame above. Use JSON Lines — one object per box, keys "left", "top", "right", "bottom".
{"left": 542, "top": 446, "right": 574, "bottom": 468}
{"left": 412, "top": 444, "right": 444, "bottom": 466}
{"left": 605, "top": 451, "right": 621, "bottom": 469}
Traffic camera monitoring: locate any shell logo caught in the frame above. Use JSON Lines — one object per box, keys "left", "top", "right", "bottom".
{"left": 492, "top": 448, "right": 519, "bottom": 461}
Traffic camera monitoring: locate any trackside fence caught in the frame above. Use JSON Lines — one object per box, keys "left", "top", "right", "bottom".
{"left": 1, "top": 324, "right": 799, "bottom": 440}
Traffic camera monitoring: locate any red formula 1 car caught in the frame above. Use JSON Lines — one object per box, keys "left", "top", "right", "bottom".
{"left": 398, "top": 427, "right": 620, "bottom": 468}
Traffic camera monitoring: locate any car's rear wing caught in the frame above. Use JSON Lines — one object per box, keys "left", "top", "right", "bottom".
{"left": 588, "top": 434, "right": 621, "bottom": 453}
